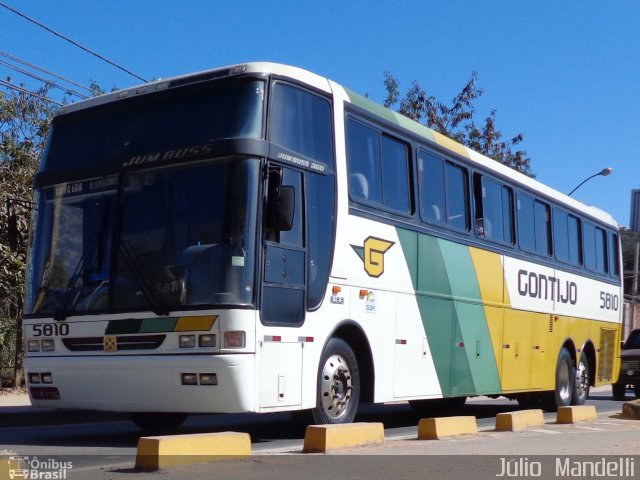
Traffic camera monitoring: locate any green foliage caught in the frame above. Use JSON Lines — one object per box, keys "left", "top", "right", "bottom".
{"left": 0, "top": 79, "right": 57, "bottom": 386}
{"left": 0, "top": 79, "right": 105, "bottom": 386}
{"left": 383, "top": 71, "right": 534, "bottom": 177}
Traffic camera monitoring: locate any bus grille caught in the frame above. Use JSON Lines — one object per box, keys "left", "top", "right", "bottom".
{"left": 621, "top": 360, "right": 640, "bottom": 371}
{"left": 62, "top": 334, "right": 166, "bottom": 352}
{"left": 597, "top": 328, "right": 617, "bottom": 381}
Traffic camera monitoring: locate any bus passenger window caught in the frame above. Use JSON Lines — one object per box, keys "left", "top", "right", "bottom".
{"left": 418, "top": 152, "right": 446, "bottom": 224}
{"left": 347, "top": 119, "right": 381, "bottom": 203}
{"left": 554, "top": 209, "right": 582, "bottom": 266}
{"left": 473, "top": 174, "right": 514, "bottom": 244}
{"left": 518, "top": 193, "right": 551, "bottom": 256}
{"left": 381, "top": 134, "right": 410, "bottom": 213}
{"left": 609, "top": 232, "right": 620, "bottom": 278}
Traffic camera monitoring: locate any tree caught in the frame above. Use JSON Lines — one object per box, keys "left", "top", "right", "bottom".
{"left": 0, "top": 78, "right": 108, "bottom": 387}
{"left": 0, "top": 79, "right": 58, "bottom": 387}
{"left": 383, "top": 71, "right": 534, "bottom": 177}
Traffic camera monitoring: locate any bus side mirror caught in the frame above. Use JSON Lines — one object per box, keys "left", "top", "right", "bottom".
{"left": 268, "top": 186, "right": 295, "bottom": 232}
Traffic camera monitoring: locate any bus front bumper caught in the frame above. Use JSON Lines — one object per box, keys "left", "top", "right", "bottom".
{"left": 24, "top": 353, "right": 255, "bottom": 413}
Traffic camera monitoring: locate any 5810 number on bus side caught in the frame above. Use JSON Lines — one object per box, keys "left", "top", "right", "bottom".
{"left": 33, "top": 323, "right": 70, "bottom": 337}
{"left": 599, "top": 291, "right": 619, "bottom": 311}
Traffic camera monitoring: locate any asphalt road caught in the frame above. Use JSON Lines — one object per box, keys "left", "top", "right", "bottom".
{"left": 1, "top": 387, "right": 638, "bottom": 480}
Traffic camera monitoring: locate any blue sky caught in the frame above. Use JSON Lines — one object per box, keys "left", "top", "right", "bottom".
{"left": 2, "top": 1, "right": 639, "bottom": 226}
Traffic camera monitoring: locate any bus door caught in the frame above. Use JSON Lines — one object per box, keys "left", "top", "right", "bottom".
{"left": 259, "top": 165, "right": 306, "bottom": 408}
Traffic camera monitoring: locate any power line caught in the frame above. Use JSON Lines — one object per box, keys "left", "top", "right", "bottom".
{"left": 0, "top": 59, "right": 88, "bottom": 99}
{"left": 0, "top": 79, "right": 64, "bottom": 106}
{"left": 0, "top": 50, "right": 92, "bottom": 92}
{"left": 0, "top": 1, "right": 147, "bottom": 83}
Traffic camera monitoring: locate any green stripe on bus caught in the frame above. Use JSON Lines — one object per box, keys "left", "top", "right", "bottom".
{"left": 140, "top": 317, "right": 178, "bottom": 333}
{"left": 105, "top": 318, "right": 143, "bottom": 335}
{"left": 397, "top": 229, "right": 501, "bottom": 396}
{"left": 106, "top": 317, "right": 178, "bottom": 334}
{"left": 344, "top": 88, "right": 437, "bottom": 143}
{"left": 439, "top": 240, "right": 501, "bottom": 394}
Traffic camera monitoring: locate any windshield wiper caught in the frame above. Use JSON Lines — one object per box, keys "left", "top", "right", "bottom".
{"left": 118, "top": 240, "right": 170, "bottom": 316}
{"left": 54, "top": 236, "right": 99, "bottom": 321}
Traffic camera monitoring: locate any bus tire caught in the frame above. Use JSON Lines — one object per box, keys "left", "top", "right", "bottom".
{"left": 572, "top": 352, "right": 590, "bottom": 405}
{"left": 552, "top": 347, "right": 574, "bottom": 410}
{"left": 310, "top": 338, "right": 360, "bottom": 424}
{"left": 612, "top": 383, "right": 626, "bottom": 401}
{"left": 129, "top": 412, "right": 188, "bottom": 432}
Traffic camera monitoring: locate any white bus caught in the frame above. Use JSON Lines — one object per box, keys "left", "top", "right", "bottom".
{"left": 23, "top": 63, "right": 622, "bottom": 430}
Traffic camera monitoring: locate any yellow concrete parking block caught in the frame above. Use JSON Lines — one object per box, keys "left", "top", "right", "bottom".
{"left": 418, "top": 416, "right": 478, "bottom": 440}
{"left": 303, "top": 422, "right": 384, "bottom": 453}
{"left": 135, "top": 431, "right": 251, "bottom": 471}
{"left": 556, "top": 405, "right": 597, "bottom": 423}
{"left": 495, "top": 409, "right": 544, "bottom": 432}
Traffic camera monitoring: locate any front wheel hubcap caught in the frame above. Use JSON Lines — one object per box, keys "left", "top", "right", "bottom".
{"left": 320, "top": 354, "right": 352, "bottom": 421}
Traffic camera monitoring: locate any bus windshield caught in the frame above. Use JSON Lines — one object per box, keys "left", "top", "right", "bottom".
{"left": 26, "top": 159, "right": 260, "bottom": 317}
{"left": 41, "top": 78, "right": 265, "bottom": 176}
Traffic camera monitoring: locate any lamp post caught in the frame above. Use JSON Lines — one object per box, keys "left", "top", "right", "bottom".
{"left": 568, "top": 167, "right": 613, "bottom": 196}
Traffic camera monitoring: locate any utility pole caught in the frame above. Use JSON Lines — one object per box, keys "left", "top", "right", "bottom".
{"left": 632, "top": 242, "right": 639, "bottom": 333}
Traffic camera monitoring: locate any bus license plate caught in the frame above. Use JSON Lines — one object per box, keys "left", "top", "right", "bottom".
{"left": 30, "top": 387, "right": 60, "bottom": 400}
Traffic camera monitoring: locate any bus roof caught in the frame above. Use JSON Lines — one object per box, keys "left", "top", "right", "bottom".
{"left": 55, "top": 62, "right": 618, "bottom": 228}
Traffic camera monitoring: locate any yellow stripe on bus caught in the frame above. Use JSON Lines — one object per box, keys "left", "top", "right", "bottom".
{"left": 175, "top": 315, "right": 217, "bottom": 332}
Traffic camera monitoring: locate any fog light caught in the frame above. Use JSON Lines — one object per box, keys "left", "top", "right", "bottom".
{"left": 199, "top": 334, "right": 216, "bottom": 348}
{"left": 41, "top": 373, "right": 53, "bottom": 384}
{"left": 27, "top": 340, "right": 41, "bottom": 352}
{"left": 41, "top": 339, "right": 55, "bottom": 352}
{"left": 181, "top": 373, "right": 198, "bottom": 385}
{"left": 199, "top": 373, "right": 218, "bottom": 385}
{"left": 179, "top": 335, "right": 196, "bottom": 348}
{"left": 29, "top": 373, "right": 41, "bottom": 384}
{"left": 224, "top": 331, "right": 245, "bottom": 349}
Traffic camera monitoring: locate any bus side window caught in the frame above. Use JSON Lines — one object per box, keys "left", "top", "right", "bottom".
{"left": 608, "top": 231, "right": 620, "bottom": 278}
{"left": 266, "top": 167, "right": 304, "bottom": 247}
{"left": 473, "top": 173, "right": 514, "bottom": 244}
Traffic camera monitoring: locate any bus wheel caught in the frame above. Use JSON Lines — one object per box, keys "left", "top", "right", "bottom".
{"left": 311, "top": 338, "right": 360, "bottom": 424}
{"left": 553, "top": 347, "right": 574, "bottom": 409}
{"left": 129, "top": 412, "right": 188, "bottom": 432}
{"left": 572, "top": 352, "right": 590, "bottom": 405}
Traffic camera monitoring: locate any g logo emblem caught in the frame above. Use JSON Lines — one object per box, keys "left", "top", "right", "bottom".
{"left": 351, "top": 236, "right": 395, "bottom": 278}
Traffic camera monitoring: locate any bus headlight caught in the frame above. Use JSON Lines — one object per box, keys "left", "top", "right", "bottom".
{"left": 199, "top": 373, "right": 218, "bottom": 385}
{"left": 27, "top": 340, "right": 41, "bottom": 352}
{"left": 199, "top": 334, "right": 216, "bottom": 348}
{"left": 41, "top": 340, "right": 56, "bottom": 352}
{"left": 29, "top": 372, "right": 41, "bottom": 384}
{"left": 181, "top": 373, "right": 198, "bottom": 385}
{"left": 179, "top": 335, "right": 196, "bottom": 348}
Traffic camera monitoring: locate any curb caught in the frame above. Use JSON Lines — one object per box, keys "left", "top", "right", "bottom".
{"left": 136, "top": 432, "right": 251, "bottom": 471}
{"left": 495, "top": 409, "right": 545, "bottom": 431}
{"left": 417, "top": 416, "right": 478, "bottom": 440}
{"left": 303, "top": 423, "right": 384, "bottom": 453}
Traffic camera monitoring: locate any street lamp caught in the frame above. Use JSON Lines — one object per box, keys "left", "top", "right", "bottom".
{"left": 568, "top": 167, "right": 613, "bottom": 196}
